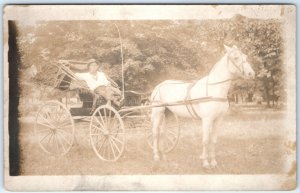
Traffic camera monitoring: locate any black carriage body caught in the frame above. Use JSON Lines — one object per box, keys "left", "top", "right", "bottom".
{"left": 70, "top": 92, "right": 94, "bottom": 116}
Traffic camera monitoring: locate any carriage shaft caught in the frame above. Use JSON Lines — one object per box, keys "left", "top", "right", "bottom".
{"left": 119, "top": 96, "right": 227, "bottom": 113}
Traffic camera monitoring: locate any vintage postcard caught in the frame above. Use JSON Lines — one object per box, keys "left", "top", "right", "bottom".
{"left": 3, "top": 5, "right": 296, "bottom": 191}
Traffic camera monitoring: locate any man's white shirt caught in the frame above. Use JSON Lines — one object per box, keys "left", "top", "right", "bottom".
{"left": 75, "top": 71, "right": 109, "bottom": 90}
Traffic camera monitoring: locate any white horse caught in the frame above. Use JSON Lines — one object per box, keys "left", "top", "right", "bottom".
{"left": 150, "top": 45, "right": 255, "bottom": 168}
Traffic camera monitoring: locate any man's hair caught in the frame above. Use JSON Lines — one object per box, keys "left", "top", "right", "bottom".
{"left": 87, "top": 59, "right": 98, "bottom": 68}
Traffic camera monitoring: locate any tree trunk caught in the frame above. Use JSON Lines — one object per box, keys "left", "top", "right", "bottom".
{"left": 272, "top": 77, "right": 275, "bottom": 107}
{"left": 263, "top": 78, "right": 270, "bottom": 107}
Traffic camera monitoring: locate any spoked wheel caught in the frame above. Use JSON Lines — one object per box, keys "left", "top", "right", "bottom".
{"left": 89, "top": 105, "right": 125, "bottom": 162}
{"left": 147, "top": 112, "right": 180, "bottom": 153}
{"left": 35, "top": 101, "right": 75, "bottom": 156}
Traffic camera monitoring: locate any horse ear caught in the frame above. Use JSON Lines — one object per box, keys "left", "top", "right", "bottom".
{"left": 224, "top": 44, "right": 231, "bottom": 52}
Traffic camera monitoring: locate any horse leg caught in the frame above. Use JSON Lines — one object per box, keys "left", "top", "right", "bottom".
{"left": 159, "top": 114, "right": 166, "bottom": 160}
{"left": 201, "top": 118, "right": 213, "bottom": 169}
{"left": 151, "top": 107, "right": 164, "bottom": 161}
{"left": 210, "top": 117, "right": 223, "bottom": 168}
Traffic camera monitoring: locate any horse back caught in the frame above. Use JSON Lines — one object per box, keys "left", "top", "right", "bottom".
{"left": 151, "top": 80, "right": 193, "bottom": 102}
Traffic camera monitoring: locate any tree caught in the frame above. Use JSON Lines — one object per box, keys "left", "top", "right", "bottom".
{"left": 16, "top": 18, "right": 285, "bottom": 108}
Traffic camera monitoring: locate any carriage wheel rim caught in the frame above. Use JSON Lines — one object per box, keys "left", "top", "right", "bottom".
{"left": 89, "top": 105, "right": 125, "bottom": 162}
{"left": 34, "top": 100, "right": 75, "bottom": 156}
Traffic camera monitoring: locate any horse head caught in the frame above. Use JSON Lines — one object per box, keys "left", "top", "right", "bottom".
{"left": 224, "top": 45, "right": 255, "bottom": 79}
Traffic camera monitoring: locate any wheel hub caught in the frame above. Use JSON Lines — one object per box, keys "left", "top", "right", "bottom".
{"left": 103, "top": 130, "right": 110, "bottom": 136}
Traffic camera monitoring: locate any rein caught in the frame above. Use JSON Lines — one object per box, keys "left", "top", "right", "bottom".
{"left": 207, "top": 78, "right": 233, "bottom": 85}
{"left": 151, "top": 72, "right": 232, "bottom": 119}
{"left": 155, "top": 78, "right": 233, "bottom": 86}
{"left": 184, "top": 51, "right": 244, "bottom": 120}
{"left": 204, "top": 50, "right": 245, "bottom": 95}
{"left": 151, "top": 49, "right": 246, "bottom": 120}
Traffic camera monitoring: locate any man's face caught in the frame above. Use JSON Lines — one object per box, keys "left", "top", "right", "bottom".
{"left": 89, "top": 62, "right": 99, "bottom": 73}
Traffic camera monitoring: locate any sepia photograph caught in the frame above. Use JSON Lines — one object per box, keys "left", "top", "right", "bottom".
{"left": 3, "top": 5, "right": 296, "bottom": 190}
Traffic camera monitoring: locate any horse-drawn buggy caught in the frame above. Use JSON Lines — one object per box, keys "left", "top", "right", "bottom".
{"left": 35, "top": 45, "right": 255, "bottom": 168}
{"left": 34, "top": 59, "right": 180, "bottom": 162}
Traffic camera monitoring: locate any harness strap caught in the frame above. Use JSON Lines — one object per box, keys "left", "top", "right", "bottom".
{"left": 185, "top": 83, "right": 202, "bottom": 120}
{"left": 207, "top": 78, "right": 232, "bottom": 85}
{"left": 152, "top": 81, "right": 228, "bottom": 120}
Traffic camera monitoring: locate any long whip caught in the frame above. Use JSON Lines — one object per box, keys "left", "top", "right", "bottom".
{"left": 114, "top": 24, "right": 125, "bottom": 100}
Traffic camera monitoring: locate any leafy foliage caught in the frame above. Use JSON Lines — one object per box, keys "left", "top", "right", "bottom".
{"left": 16, "top": 17, "right": 285, "bottom": 106}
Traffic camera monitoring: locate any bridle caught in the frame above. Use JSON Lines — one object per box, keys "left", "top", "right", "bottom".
{"left": 226, "top": 49, "right": 246, "bottom": 77}
{"left": 184, "top": 49, "right": 247, "bottom": 119}
{"left": 151, "top": 48, "right": 250, "bottom": 120}
{"left": 204, "top": 49, "right": 246, "bottom": 95}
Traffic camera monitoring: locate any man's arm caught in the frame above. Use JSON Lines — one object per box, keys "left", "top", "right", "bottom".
{"left": 74, "top": 72, "right": 86, "bottom": 80}
{"left": 98, "top": 72, "right": 110, "bottom": 86}
{"left": 99, "top": 72, "right": 119, "bottom": 88}
{"left": 70, "top": 73, "right": 90, "bottom": 90}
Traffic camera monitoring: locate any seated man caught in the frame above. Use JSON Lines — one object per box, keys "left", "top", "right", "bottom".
{"left": 74, "top": 59, "right": 121, "bottom": 106}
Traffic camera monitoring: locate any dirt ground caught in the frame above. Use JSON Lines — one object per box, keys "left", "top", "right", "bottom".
{"left": 18, "top": 107, "right": 287, "bottom": 175}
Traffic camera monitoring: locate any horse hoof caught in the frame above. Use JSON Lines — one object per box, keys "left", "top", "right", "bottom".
{"left": 202, "top": 160, "right": 210, "bottom": 169}
{"left": 210, "top": 160, "right": 218, "bottom": 168}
